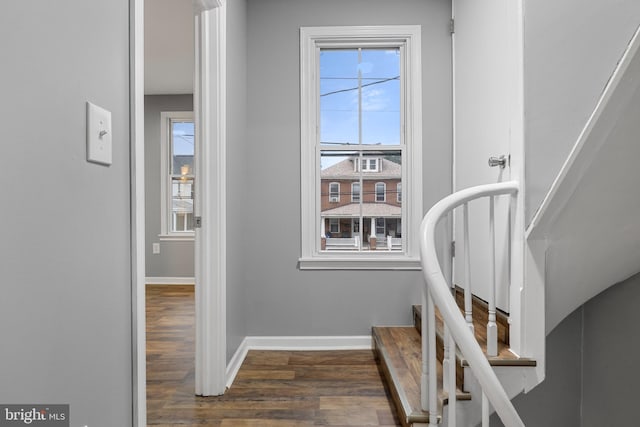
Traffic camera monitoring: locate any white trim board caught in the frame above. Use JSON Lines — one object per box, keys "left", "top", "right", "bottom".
{"left": 225, "top": 335, "right": 373, "bottom": 389}
{"left": 145, "top": 277, "right": 195, "bottom": 285}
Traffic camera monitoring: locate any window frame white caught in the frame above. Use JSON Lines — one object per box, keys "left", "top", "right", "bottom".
{"left": 299, "top": 25, "right": 422, "bottom": 270}
{"left": 160, "top": 111, "right": 196, "bottom": 241}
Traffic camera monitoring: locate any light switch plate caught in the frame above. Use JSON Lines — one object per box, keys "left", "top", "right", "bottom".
{"left": 87, "top": 101, "right": 112, "bottom": 166}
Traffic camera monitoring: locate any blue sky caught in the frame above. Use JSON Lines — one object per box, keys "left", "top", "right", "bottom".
{"left": 320, "top": 48, "right": 400, "bottom": 147}
{"left": 171, "top": 121, "right": 195, "bottom": 173}
{"left": 319, "top": 48, "right": 401, "bottom": 169}
{"left": 172, "top": 121, "right": 194, "bottom": 155}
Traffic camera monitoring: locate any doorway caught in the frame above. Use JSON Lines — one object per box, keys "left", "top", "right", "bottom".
{"left": 131, "top": 1, "right": 228, "bottom": 426}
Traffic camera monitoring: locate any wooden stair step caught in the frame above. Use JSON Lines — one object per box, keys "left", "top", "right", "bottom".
{"left": 413, "top": 299, "right": 536, "bottom": 368}
{"left": 372, "top": 326, "right": 470, "bottom": 427}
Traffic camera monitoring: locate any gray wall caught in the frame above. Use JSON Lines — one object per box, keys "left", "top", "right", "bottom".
{"left": 581, "top": 272, "right": 640, "bottom": 427}
{"left": 226, "top": 0, "right": 249, "bottom": 360}
{"left": 490, "top": 307, "right": 583, "bottom": 426}
{"left": 524, "top": 0, "right": 640, "bottom": 223}
{"left": 223, "top": 0, "right": 451, "bottom": 358}
{"left": 144, "top": 94, "right": 195, "bottom": 279}
{"left": 0, "top": 1, "right": 132, "bottom": 426}
{"left": 491, "top": 273, "right": 640, "bottom": 426}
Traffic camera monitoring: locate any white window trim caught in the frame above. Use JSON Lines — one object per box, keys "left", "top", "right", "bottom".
{"left": 299, "top": 25, "right": 422, "bottom": 270}
{"left": 160, "top": 111, "right": 195, "bottom": 241}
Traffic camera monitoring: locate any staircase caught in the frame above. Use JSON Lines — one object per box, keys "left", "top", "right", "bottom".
{"left": 373, "top": 288, "right": 535, "bottom": 426}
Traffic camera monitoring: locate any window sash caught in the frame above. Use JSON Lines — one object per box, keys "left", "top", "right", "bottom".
{"left": 160, "top": 111, "right": 195, "bottom": 239}
{"left": 299, "top": 25, "right": 422, "bottom": 269}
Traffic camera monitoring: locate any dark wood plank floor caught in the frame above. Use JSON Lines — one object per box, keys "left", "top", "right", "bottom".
{"left": 146, "top": 285, "right": 400, "bottom": 426}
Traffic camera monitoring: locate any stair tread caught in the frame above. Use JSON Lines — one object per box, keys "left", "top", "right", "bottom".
{"left": 413, "top": 304, "right": 536, "bottom": 367}
{"left": 372, "top": 326, "right": 470, "bottom": 426}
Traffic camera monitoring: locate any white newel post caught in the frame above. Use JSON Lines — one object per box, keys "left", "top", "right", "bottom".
{"left": 320, "top": 217, "right": 326, "bottom": 237}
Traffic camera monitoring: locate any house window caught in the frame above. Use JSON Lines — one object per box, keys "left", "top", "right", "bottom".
{"left": 376, "top": 218, "right": 386, "bottom": 236}
{"left": 397, "top": 182, "right": 402, "bottom": 203}
{"left": 329, "top": 182, "right": 340, "bottom": 202}
{"left": 300, "top": 25, "right": 423, "bottom": 269}
{"left": 329, "top": 218, "right": 340, "bottom": 234}
{"left": 351, "top": 182, "right": 361, "bottom": 202}
{"left": 160, "top": 111, "right": 195, "bottom": 240}
{"left": 375, "top": 182, "right": 386, "bottom": 202}
{"left": 357, "top": 158, "right": 379, "bottom": 172}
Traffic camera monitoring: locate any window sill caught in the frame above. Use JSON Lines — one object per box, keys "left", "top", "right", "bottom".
{"left": 158, "top": 233, "right": 195, "bottom": 242}
{"left": 298, "top": 255, "right": 421, "bottom": 270}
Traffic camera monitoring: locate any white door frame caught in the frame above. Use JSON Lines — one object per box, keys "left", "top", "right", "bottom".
{"left": 130, "top": 0, "right": 227, "bottom": 425}
{"left": 193, "top": 0, "right": 227, "bottom": 397}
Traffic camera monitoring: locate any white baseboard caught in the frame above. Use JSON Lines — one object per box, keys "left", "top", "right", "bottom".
{"left": 145, "top": 277, "right": 195, "bottom": 285}
{"left": 225, "top": 335, "right": 372, "bottom": 389}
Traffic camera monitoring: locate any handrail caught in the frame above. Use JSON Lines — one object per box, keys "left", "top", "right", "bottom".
{"left": 419, "top": 181, "right": 523, "bottom": 427}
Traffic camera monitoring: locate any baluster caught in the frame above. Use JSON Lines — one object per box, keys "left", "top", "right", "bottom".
{"left": 443, "top": 322, "right": 451, "bottom": 392}
{"left": 447, "top": 330, "right": 457, "bottom": 426}
{"left": 482, "top": 391, "right": 490, "bottom": 427}
{"left": 427, "top": 290, "right": 438, "bottom": 427}
{"left": 421, "top": 289, "right": 428, "bottom": 412}
{"left": 463, "top": 202, "right": 474, "bottom": 333}
{"left": 487, "top": 196, "right": 498, "bottom": 356}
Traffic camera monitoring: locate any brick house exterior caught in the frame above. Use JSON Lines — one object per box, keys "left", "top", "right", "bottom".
{"left": 320, "top": 156, "right": 402, "bottom": 250}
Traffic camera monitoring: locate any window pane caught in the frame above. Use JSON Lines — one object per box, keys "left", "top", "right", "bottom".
{"left": 320, "top": 50, "right": 359, "bottom": 145}
{"left": 352, "top": 182, "right": 360, "bottom": 202}
{"left": 319, "top": 48, "right": 401, "bottom": 146}
{"left": 171, "top": 121, "right": 194, "bottom": 175}
{"left": 361, "top": 48, "right": 400, "bottom": 145}
{"left": 171, "top": 177, "right": 194, "bottom": 232}
{"left": 375, "top": 183, "right": 386, "bottom": 202}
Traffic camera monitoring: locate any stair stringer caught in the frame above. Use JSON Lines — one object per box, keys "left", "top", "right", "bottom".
{"left": 526, "top": 23, "right": 640, "bottom": 334}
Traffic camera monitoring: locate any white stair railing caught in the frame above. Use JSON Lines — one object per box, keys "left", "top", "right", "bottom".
{"left": 419, "top": 181, "right": 523, "bottom": 427}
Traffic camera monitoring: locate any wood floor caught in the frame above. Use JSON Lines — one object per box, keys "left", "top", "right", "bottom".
{"left": 146, "top": 285, "right": 400, "bottom": 426}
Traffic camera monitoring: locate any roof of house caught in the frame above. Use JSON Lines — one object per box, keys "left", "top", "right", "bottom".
{"left": 321, "top": 202, "right": 401, "bottom": 217}
{"left": 321, "top": 157, "right": 401, "bottom": 180}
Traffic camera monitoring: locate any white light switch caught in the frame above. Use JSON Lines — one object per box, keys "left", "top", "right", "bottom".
{"left": 87, "top": 101, "right": 112, "bottom": 166}
{"left": 152, "top": 243, "right": 160, "bottom": 254}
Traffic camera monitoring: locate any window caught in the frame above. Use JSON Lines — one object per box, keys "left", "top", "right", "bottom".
{"left": 300, "top": 26, "right": 422, "bottom": 269}
{"left": 329, "top": 182, "right": 340, "bottom": 202}
{"left": 375, "top": 182, "right": 386, "bottom": 202}
{"left": 329, "top": 218, "right": 340, "bottom": 234}
{"left": 160, "top": 111, "right": 195, "bottom": 240}
{"left": 351, "top": 182, "right": 361, "bottom": 202}
{"left": 356, "top": 158, "right": 379, "bottom": 172}
{"left": 397, "top": 182, "right": 402, "bottom": 203}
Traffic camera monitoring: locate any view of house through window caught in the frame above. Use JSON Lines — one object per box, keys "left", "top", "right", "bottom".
{"left": 170, "top": 119, "right": 195, "bottom": 232}
{"left": 300, "top": 25, "right": 422, "bottom": 267}
{"left": 160, "top": 111, "right": 195, "bottom": 238}
{"left": 319, "top": 47, "right": 403, "bottom": 252}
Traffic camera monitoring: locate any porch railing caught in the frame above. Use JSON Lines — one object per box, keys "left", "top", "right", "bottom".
{"left": 419, "top": 181, "right": 523, "bottom": 427}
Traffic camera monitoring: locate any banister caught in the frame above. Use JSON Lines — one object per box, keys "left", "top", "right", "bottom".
{"left": 419, "top": 180, "right": 523, "bottom": 427}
